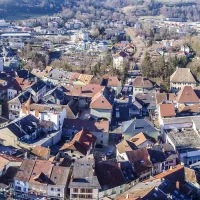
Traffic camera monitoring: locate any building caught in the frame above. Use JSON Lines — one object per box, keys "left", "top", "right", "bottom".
{"left": 115, "top": 164, "right": 199, "bottom": 200}
{"left": 0, "top": 153, "right": 22, "bottom": 176}
{"left": 59, "top": 129, "right": 96, "bottom": 160}
{"left": 69, "top": 159, "right": 101, "bottom": 200}
{"left": 148, "top": 144, "right": 177, "bottom": 175}
{"left": 125, "top": 148, "right": 153, "bottom": 181}
{"left": 0, "top": 114, "right": 61, "bottom": 149}
{"left": 113, "top": 52, "right": 128, "bottom": 71}
{"left": 170, "top": 68, "right": 196, "bottom": 92}
{"left": 133, "top": 76, "right": 159, "bottom": 94}
{"left": 90, "top": 89, "right": 114, "bottom": 122}
{"left": 122, "top": 118, "right": 160, "bottom": 142}
{"left": 20, "top": 104, "right": 67, "bottom": 131}
{"left": 158, "top": 104, "right": 176, "bottom": 120}
{"left": 13, "top": 159, "right": 70, "bottom": 199}
{"left": 27, "top": 80, "right": 46, "bottom": 102}
{"left": 101, "top": 75, "right": 122, "bottom": 95}
{"left": 8, "top": 91, "right": 34, "bottom": 120}
{"left": 176, "top": 86, "right": 199, "bottom": 106}
{"left": 165, "top": 128, "right": 200, "bottom": 165}
{"left": 96, "top": 159, "right": 127, "bottom": 199}
{"left": 116, "top": 140, "right": 137, "bottom": 159}
{"left": 128, "top": 132, "right": 154, "bottom": 148}
{"left": 62, "top": 118, "right": 109, "bottom": 145}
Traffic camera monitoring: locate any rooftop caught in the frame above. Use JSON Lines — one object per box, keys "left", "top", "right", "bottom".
{"left": 170, "top": 68, "right": 196, "bottom": 83}
{"left": 167, "top": 128, "right": 200, "bottom": 150}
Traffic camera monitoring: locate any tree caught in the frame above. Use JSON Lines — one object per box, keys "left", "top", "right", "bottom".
{"left": 141, "top": 52, "right": 153, "bottom": 77}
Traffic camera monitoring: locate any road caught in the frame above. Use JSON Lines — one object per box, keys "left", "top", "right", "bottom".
{"left": 125, "top": 27, "right": 146, "bottom": 69}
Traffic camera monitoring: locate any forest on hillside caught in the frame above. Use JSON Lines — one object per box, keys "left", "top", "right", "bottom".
{"left": 1, "top": 0, "right": 200, "bottom": 21}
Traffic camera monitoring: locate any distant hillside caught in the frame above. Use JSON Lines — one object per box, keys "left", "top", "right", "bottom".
{"left": 0, "top": 0, "right": 69, "bottom": 17}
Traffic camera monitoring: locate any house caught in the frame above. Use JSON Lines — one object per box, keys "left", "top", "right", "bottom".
{"left": 129, "top": 132, "right": 154, "bottom": 148}
{"left": 65, "top": 99, "right": 79, "bottom": 119}
{"left": 69, "top": 159, "right": 101, "bottom": 200}
{"left": 176, "top": 86, "right": 199, "bottom": 105}
{"left": 8, "top": 91, "right": 34, "bottom": 120}
{"left": 115, "top": 165, "right": 198, "bottom": 200}
{"left": 135, "top": 93, "right": 156, "bottom": 116}
{"left": 20, "top": 104, "right": 67, "bottom": 131}
{"left": 148, "top": 144, "right": 177, "bottom": 175}
{"left": 42, "top": 86, "right": 69, "bottom": 105}
{"left": 113, "top": 51, "right": 128, "bottom": 71}
{"left": 170, "top": 68, "right": 196, "bottom": 92}
{"left": 125, "top": 148, "right": 153, "bottom": 181}
{"left": 30, "top": 146, "right": 50, "bottom": 160}
{"left": 101, "top": 75, "right": 122, "bottom": 95}
{"left": 177, "top": 103, "right": 200, "bottom": 116}
{"left": 116, "top": 140, "right": 137, "bottom": 159}
{"left": 165, "top": 128, "right": 200, "bottom": 165}
{"left": 122, "top": 119, "right": 159, "bottom": 142}
{"left": 13, "top": 159, "right": 70, "bottom": 199}
{"left": 133, "top": 76, "right": 159, "bottom": 94}
{"left": 0, "top": 153, "right": 22, "bottom": 176}
{"left": 155, "top": 93, "right": 167, "bottom": 105}
{"left": 59, "top": 129, "right": 96, "bottom": 160}
{"left": 96, "top": 159, "right": 127, "bottom": 199}
{"left": 27, "top": 80, "right": 46, "bottom": 102}
{"left": 74, "top": 74, "right": 94, "bottom": 85}
{"left": 0, "top": 166, "right": 19, "bottom": 197}
{"left": 90, "top": 88, "right": 114, "bottom": 122}
{"left": 159, "top": 104, "right": 176, "bottom": 120}
{"left": 0, "top": 114, "right": 61, "bottom": 149}
{"left": 62, "top": 118, "right": 109, "bottom": 145}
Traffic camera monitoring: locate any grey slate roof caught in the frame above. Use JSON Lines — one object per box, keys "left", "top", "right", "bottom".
{"left": 122, "top": 119, "right": 159, "bottom": 141}
{"left": 69, "top": 159, "right": 101, "bottom": 189}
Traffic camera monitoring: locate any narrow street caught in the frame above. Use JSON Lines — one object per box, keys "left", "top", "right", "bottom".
{"left": 125, "top": 27, "right": 146, "bottom": 70}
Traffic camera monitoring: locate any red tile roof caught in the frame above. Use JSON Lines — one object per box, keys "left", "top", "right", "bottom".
{"left": 60, "top": 129, "right": 96, "bottom": 155}
{"left": 177, "top": 86, "right": 199, "bottom": 103}
{"left": 160, "top": 104, "right": 176, "bottom": 117}
{"left": 133, "top": 76, "right": 153, "bottom": 88}
{"left": 90, "top": 92, "right": 112, "bottom": 109}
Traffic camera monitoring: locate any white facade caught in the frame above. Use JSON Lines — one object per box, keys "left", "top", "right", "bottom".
{"left": 14, "top": 180, "right": 29, "bottom": 194}
{"left": 113, "top": 56, "right": 125, "bottom": 70}
{"left": 20, "top": 108, "right": 66, "bottom": 131}
{"left": 170, "top": 82, "right": 196, "bottom": 93}
{"left": 7, "top": 88, "right": 19, "bottom": 100}
{"left": 9, "top": 102, "right": 21, "bottom": 120}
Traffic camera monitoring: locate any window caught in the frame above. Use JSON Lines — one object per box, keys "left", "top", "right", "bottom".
{"left": 57, "top": 188, "right": 60, "bottom": 192}
{"left": 81, "top": 188, "right": 86, "bottom": 193}
{"left": 57, "top": 193, "right": 60, "bottom": 197}
{"left": 79, "top": 194, "right": 85, "bottom": 198}
{"left": 73, "top": 188, "right": 78, "bottom": 193}
{"left": 51, "top": 188, "right": 54, "bottom": 191}
{"left": 86, "top": 194, "right": 93, "bottom": 199}
{"left": 15, "top": 186, "right": 21, "bottom": 191}
{"left": 86, "top": 189, "right": 92, "bottom": 193}
{"left": 71, "top": 194, "right": 78, "bottom": 198}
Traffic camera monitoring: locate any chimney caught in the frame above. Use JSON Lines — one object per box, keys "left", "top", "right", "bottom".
{"left": 176, "top": 181, "right": 180, "bottom": 190}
